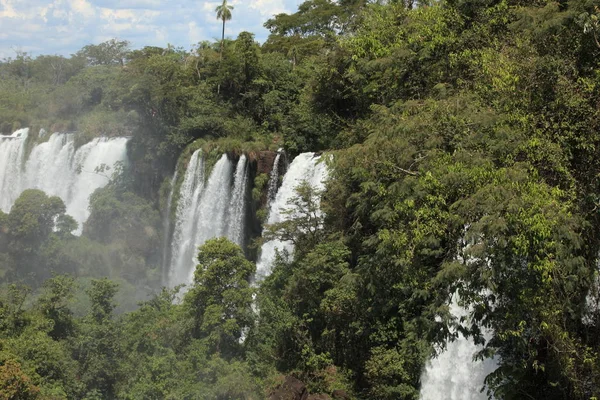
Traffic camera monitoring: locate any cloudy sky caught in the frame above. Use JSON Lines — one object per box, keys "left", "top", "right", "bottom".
{"left": 0, "top": 0, "right": 301, "bottom": 59}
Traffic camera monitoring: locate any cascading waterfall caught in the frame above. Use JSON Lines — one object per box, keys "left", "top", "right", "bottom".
{"left": 190, "top": 154, "right": 233, "bottom": 260}
{"left": 167, "top": 153, "right": 248, "bottom": 289}
{"left": 266, "top": 150, "right": 283, "bottom": 207}
{"left": 168, "top": 150, "right": 206, "bottom": 288}
{"left": 63, "top": 136, "right": 129, "bottom": 232}
{"left": 420, "top": 294, "right": 498, "bottom": 400}
{"left": 226, "top": 154, "right": 248, "bottom": 247}
{"left": 0, "top": 130, "right": 129, "bottom": 234}
{"left": 255, "top": 152, "right": 328, "bottom": 280}
{"left": 161, "top": 170, "right": 179, "bottom": 285}
{"left": 0, "top": 128, "right": 29, "bottom": 212}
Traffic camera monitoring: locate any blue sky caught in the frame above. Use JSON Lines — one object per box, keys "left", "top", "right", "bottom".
{"left": 0, "top": 0, "right": 301, "bottom": 59}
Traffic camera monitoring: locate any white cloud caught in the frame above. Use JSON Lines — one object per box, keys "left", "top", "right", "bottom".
{"left": 0, "top": 0, "right": 302, "bottom": 59}
{"left": 100, "top": 7, "right": 159, "bottom": 21}
{"left": 68, "top": 0, "right": 94, "bottom": 18}
{"left": 0, "top": 0, "right": 18, "bottom": 18}
{"left": 245, "top": 0, "right": 288, "bottom": 18}
{"left": 187, "top": 21, "right": 205, "bottom": 44}
{"left": 39, "top": 5, "right": 50, "bottom": 22}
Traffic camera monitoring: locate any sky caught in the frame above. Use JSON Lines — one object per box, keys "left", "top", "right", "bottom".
{"left": 0, "top": 0, "right": 301, "bottom": 59}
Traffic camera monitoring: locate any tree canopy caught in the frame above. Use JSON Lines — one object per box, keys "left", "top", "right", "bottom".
{"left": 1, "top": 0, "right": 600, "bottom": 398}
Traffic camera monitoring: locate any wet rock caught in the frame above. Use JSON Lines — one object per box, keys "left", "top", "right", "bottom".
{"left": 256, "top": 151, "right": 278, "bottom": 175}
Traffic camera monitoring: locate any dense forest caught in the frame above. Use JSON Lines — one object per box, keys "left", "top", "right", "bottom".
{"left": 1, "top": 0, "right": 600, "bottom": 398}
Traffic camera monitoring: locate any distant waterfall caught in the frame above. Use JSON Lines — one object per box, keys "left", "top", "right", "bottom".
{"left": 0, "top": 129, "right": 129, "bottom": 234}
{"left": 420, "top": 294, "right": 498, "bottom": 400}
{"left": 168, "top": 153, "right": 248, "bottom": 288}
{"left": 255, "top": 152, "right": 328, "bottom": 280}
{"left": 0, "top": 128, "right": 29, "bottom": 212}
{"left": 161, "top": 170, "right": 178, "bottom": 286}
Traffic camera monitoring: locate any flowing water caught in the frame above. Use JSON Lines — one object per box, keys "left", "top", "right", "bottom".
{"left": 420, "top": 294, "right": 498, "bottom": 400}
{"left": 2, "top": 128, "right": 503, "bottom": 394}
{"left": 0, "top": 129, "right": 129, "bottom": 234}
{"left": 167, "top": 153, "right": 248, "bottom": 288}
{"left": 161, "top": 170, "right": 179, "bottom": 285}
{"left": 266, "top": 150, "right": 284, "bottom": 207}
{"left": 168, "top": 150, "right": 206, "bottom": 288}
{"left": 0, "top": 128, "right": 29, "bottom": 212}
{"left": 255, "top": 152, "right": 328, "bottom": 280}
{"left": 226, "top": 154, "right": 248, "bottom": 247}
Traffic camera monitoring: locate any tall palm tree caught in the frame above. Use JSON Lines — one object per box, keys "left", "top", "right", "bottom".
{"left": 215, "top": 0, "right": 233, "bottom": 54}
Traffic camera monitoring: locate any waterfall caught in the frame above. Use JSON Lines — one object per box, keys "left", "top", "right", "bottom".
{"left": 583, "top": 258, "right": 600, "bottom": 326}
{"left": 0, "top": 130, "right": 129, "bottom": 234}
{"left": 161, "top": 170, "right": 179, "bottom": 286}
{"left": 226, "top": 155, "right": 248, "bottom": 247}
{"left": 168, "top": 153, "right": 249, "bottom": 289}
{"left": 191, "top": 154, "right": 234, "bottom": 261}
{"left": 168, "top": 150, "right": 206, "bottom": 288}
{"left": 64, "top": 136, "right": 129, "bottom": 232}
{"left": 0, "top": 128, "right": 29, "bottom": 212}
{"left": 255, "top": 152, "right": 328, "bottom": 280}
{"left": 266, "top": 150, "right": 283, "bottom": 207}
{"left": 420, "top": 294, "right": 498, "bottom": 400}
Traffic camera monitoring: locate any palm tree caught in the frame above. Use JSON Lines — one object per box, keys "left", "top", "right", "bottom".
{"left": 215, "top": 0, "right": 233, "bottom": 54}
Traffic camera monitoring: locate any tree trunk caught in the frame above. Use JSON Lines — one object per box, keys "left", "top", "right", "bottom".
{"left": 221, "top": 19, "right": 226, "bottom": 57}
{"left": 218, "top": 19, "right": 225, "bottom": 94}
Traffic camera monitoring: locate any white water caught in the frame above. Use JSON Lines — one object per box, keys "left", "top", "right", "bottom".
{"left": 0, "top": 128, "right": 29, "bottom": 212}
{"left": 226, "top": 155, "right": 248, "bottom": 247}
{"left": 266, "top": 150, "right": 283, "bottom": 207}
{"left": 255, "top": 152, "right": 328, "bottom": 280}
{"left": 583, "top": 259, "right": 600, "bottom": 326}
{"left": 420, "top": 295, "right": 498, "bottom": 400}
{"left": 0, "top": 130, "right": 129, "bottom": 234}
{"left": 161, "top": 170, "right": 179, "bottom": 285}
{"left": 168, "top": 153, "right": 249, "bottom": 288}
{"left": 190, "top": 155, "right": 234, "bottom": 265}
{"left": 168, "top": 150, "right": 206, "bottom": 288}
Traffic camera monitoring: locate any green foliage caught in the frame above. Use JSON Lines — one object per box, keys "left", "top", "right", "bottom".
{"left": 263, "top": 180, "right": 326, "bottom": 250}
{"left": 0, "top": 359, "right": 41, "bottom": 399}
{"left": 0, "top": 190, "right": 79, "bottom": 283}
{"left": 5, "top": 189, "right": 72, "bottom": 253}
{"left": 76, "top": 39, "right": 130, "bottom": 66}
{"left": 86, "top": 278, "right": 119, "bottom": 323}
{"left": 36, "top": 275, "right": 76, "bottom": 340}
{"left": 1, "top": 0, "right": 600, "bottom": 397}
{"left": 72, "top": 278, "right": 122, "bottom": 397}
{"left": 184, "top": 238, "right": 255, "bottom": 358}
{"left": 253, "top": 173, "right": 269, "bottom": 202}
{"left": 5, "top": 326, "right": 80, "bottom": 398}
{"left": 0, "top": 284, "right": 31, "bottom": 338}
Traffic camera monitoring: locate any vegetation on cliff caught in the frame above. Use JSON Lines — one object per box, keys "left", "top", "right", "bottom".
{"left": 1, "top": 0, "right": 600, "bottom": 398}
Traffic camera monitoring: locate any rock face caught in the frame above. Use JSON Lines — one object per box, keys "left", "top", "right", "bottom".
{"left": 256, "top": 150, "right": 278, "bottom": 175}
{"left": 269, "top": 376, "right": 309, "bottom": 400}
